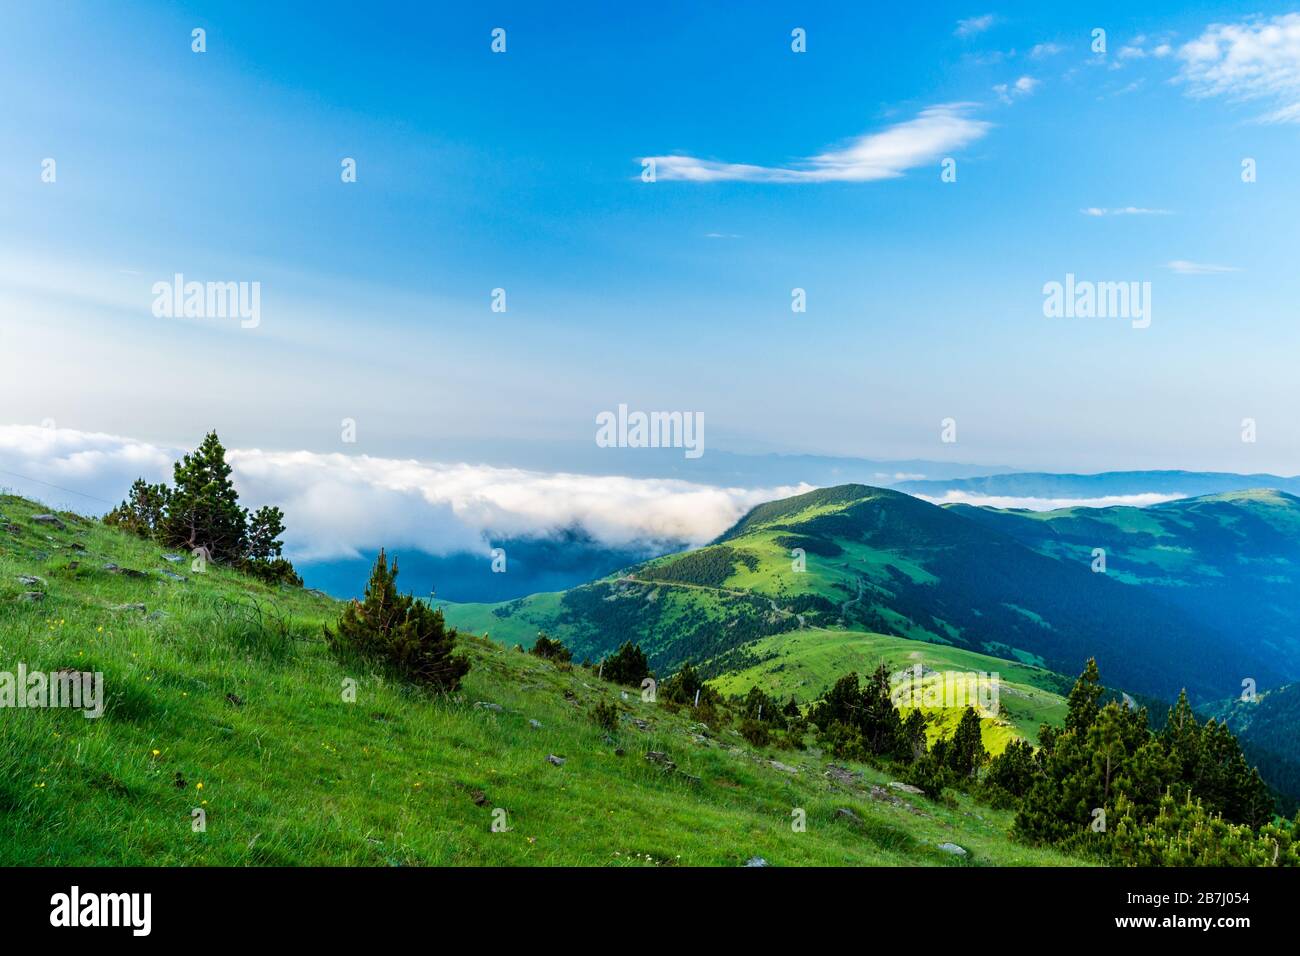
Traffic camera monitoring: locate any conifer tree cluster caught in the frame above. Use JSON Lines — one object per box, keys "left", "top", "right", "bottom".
{"left": 1009, "top": 658, "right": 1290, "bottom": 863}
{"left": 104, "top": 431, "right": 301, "bottom": 586}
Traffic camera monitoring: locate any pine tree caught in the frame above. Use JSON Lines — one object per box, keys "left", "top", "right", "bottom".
{"left": 326, "top": 549, "right": 470, "bottom": 692}
{"left": 983, "top": 738, "right": 1038, "bottom": 807}
{"left": 947, "top": 706, "right": 988, "bottom": 781}
{"left": 104, "top": 478, "right": 172, "bottom": 538}
{"left": 245, "top": 505, "right": 287, "bottom": 561}
{"left": 160, "top": 431, "right": 248, "bottom": 561}
{"left": 900, "top": 708, "right": 929, "bottom": 763}
{"left": 1065, "top": 658, "right": 1103, "bottom": 736}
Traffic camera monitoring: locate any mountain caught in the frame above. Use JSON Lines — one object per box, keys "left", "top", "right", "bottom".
{"left": 898, "top": 470, "right": 1300, "bottom": 501}
{"left": 949, "top": 490, "right": 1300, "bottom": 683}
{"left": 440, "top": 485, "right": 1249, "bottom": 703}
{"left": 0, "top": 491, "right": 1081, "bottom": 866}
{"left": 1209, "top": 682, "right": 1300, "bottom": 815}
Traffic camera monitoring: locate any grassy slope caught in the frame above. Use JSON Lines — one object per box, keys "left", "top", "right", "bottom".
{"left": 705, "top": 628, "right": 1070, "bottom": 753}
{"left": 0, "top": 494, "right": 1083, "bottom": 866}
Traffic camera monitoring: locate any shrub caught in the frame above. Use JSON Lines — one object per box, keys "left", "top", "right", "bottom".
{"left": 591, "top": 699, "right": 619, "bottom": 733}
{"left": 599, "top": 641, "right": 651, "bottom": 686}
{"left": 326, "top": 549, "right": 470, "bottom": 692}
{"left": 531, "top": 633, "right": 572, "bottom": 663}
{"left": 739, "top": 718, "right": 771, "bottom": 748}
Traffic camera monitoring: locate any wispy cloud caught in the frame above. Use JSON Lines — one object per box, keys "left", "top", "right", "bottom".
{"left": 1166, "top": 259, "right": 1241, "bottom": 275}
{"left": 1029, "top": 42, "right": 1064, "bottom": 59}
{"left": 955, "top": 14, "right": 995, "bottom": 38}
{"left": 993, "top": 75, "right": 1039, "bottom": 103}
{"left": 1081, "top": 206, "right": 1172, "bottom": 216}
{"left": 641, "top": 104, "right": 991, "bottom": 184}
{"left": 1178, "top": 13, "right": 1300, "bottom": 122}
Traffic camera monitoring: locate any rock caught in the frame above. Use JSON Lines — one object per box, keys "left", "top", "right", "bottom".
{"left": 16, "top": 575, "right": 45, "bottom": 587}
{"left": 70, "top": 542, "right": 86, "bottom": 552}
{"left": 744, "top": 857, "right": 769, "bottom": 867}
{"left": 528, "top": 719, "right": 542, "bottom": 729}
{"left": 546, "top": 754, "right": 566, "bottom": 767}
{"left": 644, "top": 751, "right": 677, "bottom": 771}
{"left": 225, "top": 693, "right": 244, "bottom": 707}
{"left": 825, "top": 764, "right": 859, "bottom": 785}
{"left": 937, "top": 842, "right": 968, "bottom": 856}
{"left": 31, "top": 514, "right": 66, "bottom": 530}
{"left": 158, "top": 571, "right": 187, "bottom": 582}
{"left": 161, "top": 554, "right": 184, "bottom": 563}
{"left": 632, "top": 718, "right": 650, "bottom": 731}
{"left": 769, "top": 760, "right": 799, "bottom": 774}
{"left": 3, "top": 524, "right": 21, "bottom": 534}
{"left": 474, "top": 701, "right": 503, "bottom": 712}
{"left": 147, "top": 611, "right": 168, "bottom": 622}
{"left": 103, "top": 564, "right": 147, "bottom": 578}
{"left": 614, "top": 748, "right": 625, "bottom": 757}
{"left": 111, "top": 603, "right": 147, "bottom": 613}
{"left": 835, "top": 807, "right": 861, "bottom": 824}
{"left": 19, "top": 591, "right": 44, "bottom": 602}
{"left": 888, "top": 781, "right": 924, "bottom": 795}
{"left": 471, "top": 790, "right": 488, "bottom": 806}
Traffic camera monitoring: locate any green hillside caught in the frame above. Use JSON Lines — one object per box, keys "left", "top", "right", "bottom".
{"left": 703, "top": 627, "right": 1071, "bottom": 752}
{"left": 0, "top": 492, "right": 1083, "bottom": 866}
{"left": 950, "top": 489, "right": 1300, "bottom": 686}
{"left": 441, "top": 485, "right": 1243, "bottom": 703}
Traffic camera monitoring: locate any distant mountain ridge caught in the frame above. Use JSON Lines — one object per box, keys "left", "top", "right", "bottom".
{"left": 898, "top": 470, "right": 1300, "bottom": 501}
{"left": 950, "top": 489, "right": 1300, "bottom": 682}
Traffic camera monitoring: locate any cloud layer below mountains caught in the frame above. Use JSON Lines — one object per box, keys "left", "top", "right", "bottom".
{"left": 0, "top": 425, "right": 809, "bottom": 562}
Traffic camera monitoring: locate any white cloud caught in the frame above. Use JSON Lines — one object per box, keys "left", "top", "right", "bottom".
{"left": 956, "top": 14, "right": 996, "bottom": 38}
{"left": 1029, "top": 42, "right": 1064, "bottom": 59}
{"left": 1178, "top": 14, "right": 1300, "bottom": 122}
{"left": 917, "top": 490, "right": 1186, "bottom": 511}
{"left": 0, "top": 425, "right": 810, "bottom": 562}
{"left": 641, "top": 104, "right": 991, "bottom": 183}
{"left": 1166, "top": 259, "right": 1241, "bottom": 275}
{"left": 993, "top": 75, "right": 1039, "bottom": 103}
{"left": 1080, "top": 206, "right": 1171, "bottom": 216}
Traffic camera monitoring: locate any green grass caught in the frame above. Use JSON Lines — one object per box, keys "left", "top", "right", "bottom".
{"left": 705, "top": 628, "right": 1071, "bottom": 750}
{"left": 0, "top": 493, "right": 1085, "bottom": 866}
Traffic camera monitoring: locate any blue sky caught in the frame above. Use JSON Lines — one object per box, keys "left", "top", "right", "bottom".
{"left": 3, "top": 1, "right": 1300, "bottom": 476}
